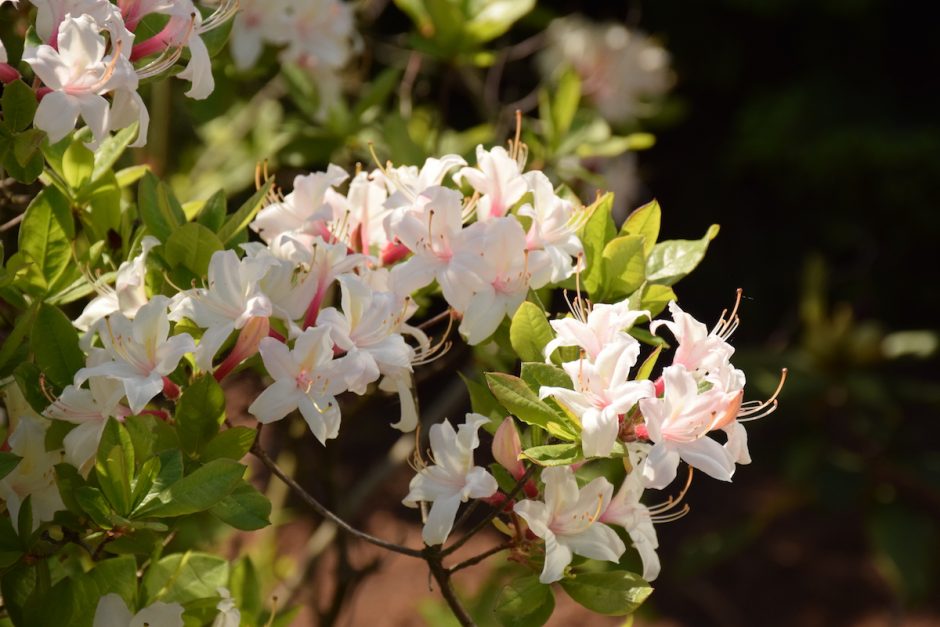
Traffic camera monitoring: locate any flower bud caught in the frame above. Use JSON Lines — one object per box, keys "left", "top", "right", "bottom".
{"left": 492, "top": 417, "right": 525, "bottom": 480}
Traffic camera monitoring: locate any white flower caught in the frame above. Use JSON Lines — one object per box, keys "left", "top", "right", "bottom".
{"left": 382, "top": 154, "right": 467, "bottom": 210}
{"left": 638, "top": 364, "right": 737, "bottom": 489}
{"left": 600, "top": 472, "right": 660, "bottom": 581}
{"left": 540, "top": 338, "right": 655, "bottom": 458}
{"left": 75, "top": 236, "right": 160, "bottom": 332}
{"left": 211, "top": 587, "right": 241, "bottom": 627}
{"left": 250, "top": 165, "right": 349, "bottom": 243}
{"left": 321, "top": 170, "right": 391, "bottom": 254}
{"left": 544, "top": 300, "right": 649, "bottom": 363}
{"left": 170, "top": 249, "right": 274, "bottom": 371}
{"left": 75, "top": 296, "right": 195, "bottom": 414}
{"left": 0, "top": 414, "right": 65, "bottom": 531}
{"left": 650, "top": 301, "right": 736, "bottom": 378}
{"left": 248, "top": 327, "right": 353, "bottom": 444}
{"left": 402, "top": 413, "right": 498, "bottom": 546}
{"left": 454, "top": 217, "right": 530, "bottom": 345}
{"left": 44, "top": 350, "right": 129, "bottom": 471}
{"left": 230, "top": 0, "right": 290, "bottom": 69}
{"left": 519, "top": 171, "right": 584, "bottom": 288}
{"left": 455, "top": 145, "right": 527, "bottom": 222}
{"left": 24, "top": 14, "right": 138, "bottom": 145}
{"left": 92, "top": 593, "right": 184, "bottom": 627}
{"left": 514, "top": 465, "right": 625, "bottom": 584}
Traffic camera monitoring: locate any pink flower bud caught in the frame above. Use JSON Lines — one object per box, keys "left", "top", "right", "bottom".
{"left": 214, "top": 316, "right": 270, "bottom": 381}
{"left": 492, "top": 417, "right": 525, "bottom": 480}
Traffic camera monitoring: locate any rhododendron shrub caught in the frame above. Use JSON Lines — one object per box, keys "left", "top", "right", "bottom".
{"left": 0, "top": 3, "right": 784, "bottom": 626}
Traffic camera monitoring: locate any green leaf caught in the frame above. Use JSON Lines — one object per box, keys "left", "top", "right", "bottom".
{"left": 519, "top": 362, "right": 572, "bottom": 391}
{"left": 62, "top": 138, "right": 94, "bottom": 191}
{"left": 353, "top": 68, "right": 403, "bottom": 118}
{"left": 494, "top": 575, "right": 555, "bottom": 627}
{"left": 175, "top": 375, "right": 226, "bottom": 455}
{"left": 601, "top": 235, "right": 646, "bottom": 299}
{"left": 135, "top": 458, "right": 244, "bottom": 518}
{"left": 459, "top": 372, "right": 505, "bottom": 426}
{"left": 635, "top": 346, "right": 662, "bottom": 381}
{"left": 620, "top": 199, "right": 661, "bottom": 256}
{"left": 54, "top": 463, "right": 87, "bottom": 517}
{"left": 230, "top": 557, "right": 263, "bottom": 622}
{"left": 95, "top": 418, "right": 135, "bottom": 516}
{"left": 560, "top": 570, "right": 652, "bottom": 616}
{"left": 138, "top": 171, "right": 185, "bottom": 242}
{"left": 522, "top": 442, "right": 583, "bottom": 467}
{"left": 0, "top": 304, "right": 37, "bottom": 377}
{"left": 75, "top": 486, "right": 113, "bottom": 528}
{"left": 578, "top": 193, "right": 616, "bottom": 298}
{"left": 16, "top": 495, "right": 32, "bottom": 539}
{"left": 14, "top": 362, "right": 51, "bottom": 413}
{"left": 33, "top": 555, "right": 138, "bottom": 627}
{"left": 196, "top": 189, "right": 227, "bottom": 232}
{"left": 509, "top": 302, "right": 554, "bottom": 363}
{"left": 645, "top": 224, "right": 720, "bottom": 286}
{"left": 1, "top": 80, "right": 38, "bottom": 132}
{"left": 92, "top": 123, "right": 139, "bottom": 182}
{"left": 485, "top": 373, "right": 577, "bottom": 441}
{"left": 217, "top": 179, "right": 273, "bottom": 245}
{"left": 13, "top": 129, "right": 45, "bottom": 167}
{"left": 465, "top": 0, "right": 535, "bottom": 44}
{"left": 0, "top": 452, "right": 21, "bottom": 480}
{"left": 164, "top": 222, "right": 222, "bottom": 277}
{"left": 209, "top": 481, "right": 271, "bottom": 530}
{"left": 16, "top": 187, "right": 73, "bottom": 295}
{"left": 30, "top": 303, "right": 85, "bottom": 391}
{"left": 201, "top": 426, "right": 256, "bottom": 462}
{"left": 44, "top": 418, "right": 77, "bottom": 451}
{"left": 115, "top": 164, "right": 149, "bottom": 188}
{"left": 639, "top": 283, "right": 676, "bottom": 318}
{"left": 143, "top": 551, "right": 230, "bottom": 605}
{"left": 552, "top": 70, "right": 581, "bottom": 139}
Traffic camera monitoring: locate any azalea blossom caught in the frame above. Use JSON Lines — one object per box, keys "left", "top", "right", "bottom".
{"left": 250, "top": 165, "right": 349, "bottom": 243}
{"left": 518, "top": 171, "right": 584, "bottom": 288}
{"left": 248, "top": 326, "right": 354, "bottom": 444}
{"left": 514, "top": 465, "right": 625, "bottom": 583}
{"left": 24, "top": 14, "right": 140, "bottom": 145}
{"left": 600, "top": 472, "right": 664, "bottom": 581}
{"left": 93, "top": 594, "right": 184, "bottom": 627}
{"left": 540, "top": 338, "right": 655, "bottom": 458}
{"left": 650, "top": 300, "right": 737, "bottom": 378}
{"left": 382, "top": 154, "right": 467, "bottom": 211}
{"left": 229, "top": 0, "right": 290, "bottom": 69}
{"left": 44, "top": 350, "right": 129, "bottom": 470}
{"left": 544, "top": 300, "right": 649, "bottom": 363}
{"left": 170, "top": 249, "right": 274, "bottom": 371}
{"left": 0, "top": 414, "right": 65, "bottom": 531}
{"left": 211, "top": 587, "right": 241, "bottom": 627}
{"left": 75, "top": 296, "right": 195, "bottom": 414}
{"left": 320, "top": 170, "right": 391, "bottom": 254}
{"left": 638, "top": 364, "right": 737, "bottom": 489}
{"left": 75, "top": 236, "right": 160, "bottom": 332}
{"left": 403, "top": 413, "right": 498, "bottom": 546}
{"left": 455, "top": 145, "right": 527, "bottom": 221}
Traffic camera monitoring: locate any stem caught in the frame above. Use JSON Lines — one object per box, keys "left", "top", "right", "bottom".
{"left": 449, "top": 542, "right": 513, "bottom": 574}
{"left": 443, "top": 464, "right": 536, "bottom": 556}
{"left": 424, "top": 545, "right": 474, "bottom": 627}
{"left": 250, "top": 432, "right": 425, "bottom": 559}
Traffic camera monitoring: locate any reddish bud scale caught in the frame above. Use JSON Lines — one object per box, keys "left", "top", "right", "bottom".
{"left": 0, "top": 65, "right": 20, "bottom": 84}
{"left": 162, "top": 377, "right": 181, "bottom": 401}
{"left": 380, "top": 242, "right": 410, "bottom": 266}
{"left": 482, "top": 492, "right": 515, "bottom": 512}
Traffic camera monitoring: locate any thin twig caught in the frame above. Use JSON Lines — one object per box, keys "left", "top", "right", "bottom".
{"left": 448, "top": 542, "right": 513, "bottom": 574}
{"left": 251, "top": 431, "right": 425, "bottom": 559}
{"left": 424, "top": 545, "right": 474, "bottom": 627}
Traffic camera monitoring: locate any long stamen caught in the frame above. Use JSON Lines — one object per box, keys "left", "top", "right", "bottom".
{"left": 737, "top": 368, "right": 787, "bottom": 420}
{"left": 648, "top": 467, "right": 693, "bottom": 515}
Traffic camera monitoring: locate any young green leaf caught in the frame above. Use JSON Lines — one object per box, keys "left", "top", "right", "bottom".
{"left": 601, "top": 235, "right": 646, "bottom": 299}
{"left": 1, "top": 80, "right": 38, "bottom": 132}
{"left": 142, "top": 551, "right": 230, "bottom": 605}
{"left": 620, "top": 199, "right": 661, "bottom": 256}
{"left": 494, "top": 575, "right": 555, "bottom": 627}
{"left": 175, "top": 375, "right": 226, "bottom": 455}
{"left": 164, "top": 222, "right": 223, "bottom": 277}
{"left": 95, "top": 418, "right": 135, "bottom": 516}
{"left": 578, "top": 193, "right": 617, "bottom": 298}
{"left": 135, "top": 458, "right": 245, "bottom": 518}
{"left": 510, "top": 302, "right": 555, "bottom": 363}
{"left": 522, "top": 442, "right": 583, "bottom": 467}
{"left": 16, "top": 187, "right": 73, "bottom": 295}
{"left": 559, "top": 570, "right": 652, "bottom": 616}
{"left": 138, "top": 171, "right": 185, "bottom": 242}
{"left": 30, "top": 303, "right": 85, "bottom": 391}
{"left": 645, "top": 224, "right": 720, "bottom": 286}
{"left": 485, "top": 372, "right": 578, "bottom": 441}
{"left": 519, "top": 362, "right": 572, "bottom": 391}
{"left": 201, "top": 426, "right": 257, "bottom": 462}
{"left": 62, "top": 138, "right": 94, "bottom": 191}
{"left": 217, "top": 178, "right": 274, "bottom": 245}
{"left": 208, "top": 481, "right": 272, "bottom": 530}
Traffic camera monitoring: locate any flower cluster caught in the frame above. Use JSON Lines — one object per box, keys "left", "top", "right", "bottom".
{"left": 231, "top": 0, "right": 358, "bottom": 118}
{"left": 538, "top": 14, "right": 673, "bottom": 126}
{"left": 405, "top": 291, "right": 784, "bottom": 585}
{"left": 5, "top": 0, "right": 235, "bottom": 146}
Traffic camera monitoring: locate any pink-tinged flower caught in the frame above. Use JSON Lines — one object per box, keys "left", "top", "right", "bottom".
{"left": 638, "top": 364, "right": 737, "bottom": 489}
{"left": 402, "top": 413, "right": 498, "bottom": 546}
{"left": 382, "top": 154, "right": 467, "bottom": 210}
{"left": 514, "top": 465, "right": 625, "bottom": 583}
{"left": 540, "top": 338, "right": 655, "bottom": 458}
{"left": 75, "top": 236, "right": 160, "bottom": 332}
{"left": 229, "top": 0, "right": 290, "bottom": 69}
{"left": 44, "top": 350, "right": 129, "bottom": 470}
{"left": 0, "top": 414, "right": 66, "bottom": 531}
{"left": 250, "top": 165, "right": 349, "bottom": 243}
{"left": 518, "top": 171, "right": 584, "bottom": 288}
{"left": 24, "top": 14, "right": 139, "bottom": 146}
{"left": 321, "top": 171, "right": 391, "bottom": 255}
{"left": 454, "top": 217, "right": 530, "bottom": 344}
{"left": 387, "top": 186, "right": 488, "bottom": 313}
{"left": 93, "top": 594, "right": 184, "bottom": 627}
{"left": 0, "top": 33, "right": 20, "bottom": 83}
{"left": 75, "top": 296, "right": 195, "bottom": 414}
{"left": 455, "top": 145, "right": 528, "bottom": 221}
{"left": 650, "top": 300, "right": 737, "bottom": 377}
{"left": 248, "top": 327, "right": 353, "bottom": 444}
{"left": 33, "top": 0, "right": 133, "bottom": 52}
{"left": 544, "top": 300, "right": 649, "bottom": 363}
{"left": 169, "top": 249, "right": 274, "bottom": 371}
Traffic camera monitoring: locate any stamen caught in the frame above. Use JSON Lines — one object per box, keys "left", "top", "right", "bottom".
{"left": 648, "top": 467, "right": 693, "bottom": 514}
{"left": 737, "top": 368, "right": 787, "bottom": 419}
